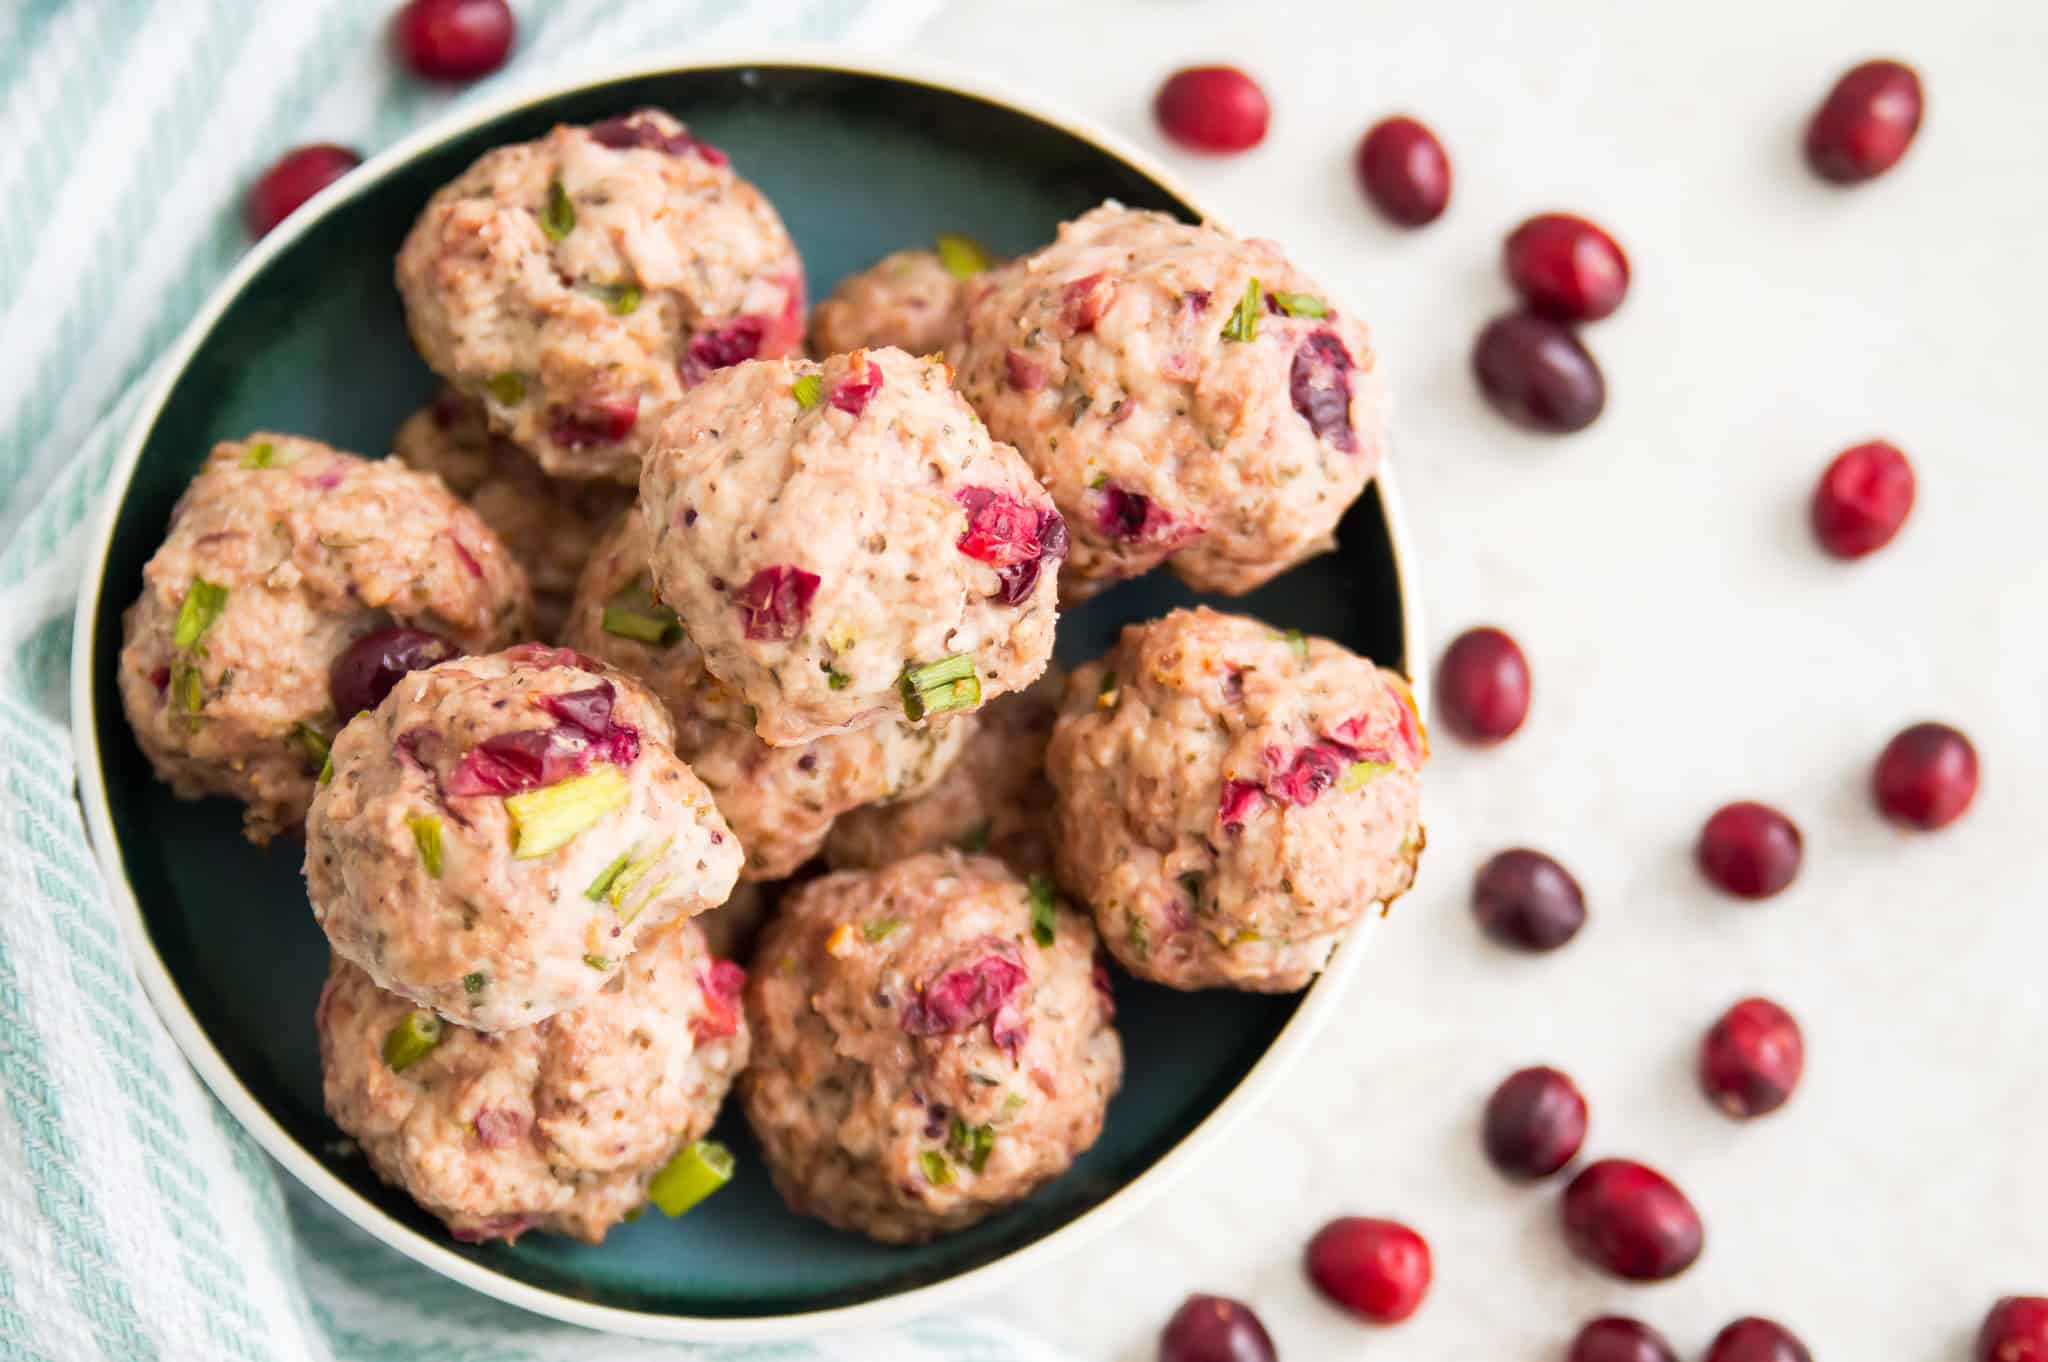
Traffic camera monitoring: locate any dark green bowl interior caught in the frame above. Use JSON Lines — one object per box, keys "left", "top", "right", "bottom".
{"left": 87, "top": 63, "right": 1408, "bottom": 1319}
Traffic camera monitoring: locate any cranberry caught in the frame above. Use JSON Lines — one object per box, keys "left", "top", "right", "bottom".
{"left": 1695, "top": 801, "right": 1802, "bottom": 899}
{"left": 734, "top": 565, "right": 821, "bottom": 643}
{"left": 1567, "top": 1317, "right": 1680, "bottom": 1362}
{"left": 1559, "top": 1159, "right": 1703, "bottom": 1281}
{"left": 1978, "top": 1297, "right": 2048, "bottom": 1362}
{"left": 829, "top": 355, "right": 885, "bottom": 416}
{"left": 330, "top": 627, "right": 460, "bottom": 719}
{"left": 1218, "top": 779, "right": 1267, "bottom": 830}
{"left": 390, "top": 0, "right": 514, "bottom": 83}
{"left": 1873, "top": 721, "right": 1979, "bottom": 830}
{"left": 245, "top": 144, "right": 361, "bottom": 239}
{"left": 1436, "top": 626, "right": 1530, "bottom": 743}
{"left": 1289, "top": 332, "right": 1358, "bottom": 452}
{"left": 1504, "top": 214, "right": 1630, "bottom": 322}
{"left": 1704, "top": 1317, "right": 1812, "bottom": 1362}
{"left": 681, "top": 318, "right": 767, "bottom": 384}
{"left": 1158, "top": 1294, "right": 1276, "bottom": 1362}
{"left": 1482, "top": 1066, "right": 1588, "bottom": 1179}
{"left": 1472, "top": 848, "right": 1586, "bottom": 951}
{"left": 1812, "top": 439, "right": 1914, "bottom": 557}
{"left": 1805, "top": 59, "right": 1924, "bottom": 184}
{"left": 1153, "top": 66, "right": 1270, "bottom": 153}
{"left": 1062, "top": 273, "right": 1116, "bottom": 332}
{"left": 900, "top": 953, "right": 1028, "bottom": 1037}
{"left": 1472, "top": 313, "right": 1605, "bottom": 433}
{"left": 691, "top": 959, "right": 746, "bottom": 1043}
{"left": 1699, "top": 997, "right": 1804, "bottom": 1119}
{"left": 546, "top": 396, "right": 639, "bottom": 448}
{"left": 590, "top": 112, "right": 727, "bottom": 165}
{"left": 1304, "top": 1216, "right": 1431, "bottom": 1324}
{"left": 1354, "top": 116, "right": 1451, "bottom": 227}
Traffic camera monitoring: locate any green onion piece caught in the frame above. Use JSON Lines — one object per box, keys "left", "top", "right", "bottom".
{"left": 463, "top": 972, "right": 486, "bottom": 995}
{"left": 1087, "top": 473, "right": 1108, "bottom": 489}
{"left": 240, "top": 440, "right": 277, "bottom": 469}
{"left": 317, "top": 753, "right": 334, "bottom": 785}
{"left": 1271, "top": 291, "right": 1329, "bottom": 318}
{"left": 291, "top": 721, "right": 330, "bottom": 770}
{"left": 583, "top": 953, "right": 610, "bottom": 970}
{"left": 588, "top": 281, "right": 641, "bottom": 315}
{"left": 862, "top": 916, "right": 905, "bottom": 943}
{"left": 956, "top": 818, "right": 991, "bottom": 854}
{"left": 584, "top": 849, "right": 633, "bottom": 900}
{"left": 1340, "top": 759, "right": 1394, "bottom": 791}
{"left": 1221, "top": 277, "right": 1261, "bottom": 343}
{"left": 504, "top": 766, "right": 629, "bottom": 859}
{"left": 173, "top": 578, "right": 229, "bottom": 650}
{"left": 899, "top": 654, "right": 980, "bottom": 721}
{"left": 791, "top": 374, "right": 824, "bottom": 409}
{"left": 1003, "top": 1092, "right": 1027, "bottom": 1112}
{"left": 381, "top": 1010, "right": 443, "bottom": 1072}
{"left": 948, "top": 1118, "right": 995, "bottom": 1173}
{"left": 1126, "top": 915, "right": 1150, "bottom": 961}
{"left": 1279, "top": 627, "right": 1308, "bottom": 661}
{"left": 825, "top": 666, "right": 850, "bottom": 691}
{"left": 486, "top": 371, "right": 527, "bottom": 406}
{"left": 607, "top": 837, "right": 672, "bottom": 909}
{"left": 542, "top": 179, "right": 576, "bottom": 241}
{"left": 934, "top": 232, "right": 992, "bottom": 279}
{"left": 618, "top": 876, "right": 671, "bottom": 926}
{"left": 1027, "top": 874, "right": 1057, "bottom": 947}
{"left": 648, "top": 1139, "right": 735, "bottom": 1217}
{"left": 918, "top": 1149, "right": 954, "bottom": 1187}
{"left": 171, "top": 662, "right": 205, "bottom": 716}
{"left": 600, "top": 604, "right": 682, "bottom": 646}
{"left": 407, "top": 814, "right": 444, "bottom": 878}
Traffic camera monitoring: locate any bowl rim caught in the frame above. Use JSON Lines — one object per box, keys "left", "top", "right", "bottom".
{"left": 67, "top": 42, "right": 1428, "bottom": 1342}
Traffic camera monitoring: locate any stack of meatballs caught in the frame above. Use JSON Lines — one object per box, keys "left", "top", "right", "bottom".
{"left": 116, "top": 108, "right": 1428, "bottom": 1249}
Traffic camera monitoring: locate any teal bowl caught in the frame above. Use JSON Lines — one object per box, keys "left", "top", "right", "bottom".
{"left": 70, "top": 51, "right": 1423, "bottom": 1340}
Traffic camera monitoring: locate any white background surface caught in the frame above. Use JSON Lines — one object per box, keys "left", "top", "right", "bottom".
{"left": 918, "top": 1, "right": 2048, "bottom": 1357}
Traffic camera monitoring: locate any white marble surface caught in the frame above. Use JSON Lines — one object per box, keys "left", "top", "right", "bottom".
{"left": 916, "top": 1, "right": 2048, "bottom": 1357}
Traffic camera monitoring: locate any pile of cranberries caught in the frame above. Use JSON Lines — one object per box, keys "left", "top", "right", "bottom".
{"left": 1148, "top": 53, "right": 2003, "bottom": 1362}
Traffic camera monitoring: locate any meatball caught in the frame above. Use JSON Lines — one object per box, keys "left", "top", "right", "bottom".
{"left": 743, "top": 851, "right": 1120, "bottom": 1242}
{"left": 393, "top": 389, "right": 632, "bottom": 640}
{"left": 306, "top": 644, "right": 742, "bottom": 1031}
{"left": 562, "top": 507, "right": 970, "bottom": 878}
{"left": 117, "top": 434, "right": 531, "bottom": 844}
{"left": 808, "top": 243, "right": 988, "bottom": 359}
{"left": 955, "top": 203, "right": 1386, "bottom": 599}
{"left": 639, "top": 346, "right": 1063, "bottom": 747}
{"left": 395, "top": 109, "right": 805, "bottom": 483}
{"left": 1046, "top": 608, "right": 1426, "bottom": 991}
{"left": 825, "top": 669, "right": 1060, "bottom": 876}
{"left": 317, "top": 920, "right": 748, "bottom": 1245}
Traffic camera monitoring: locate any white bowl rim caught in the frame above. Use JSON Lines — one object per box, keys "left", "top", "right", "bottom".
{"left": 68, "top": 42, "right": 1428, "bottom": 1343}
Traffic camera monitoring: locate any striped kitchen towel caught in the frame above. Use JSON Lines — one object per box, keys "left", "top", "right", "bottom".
{"left": 0, "top": 3, "right": 1073, "bottom": 1359}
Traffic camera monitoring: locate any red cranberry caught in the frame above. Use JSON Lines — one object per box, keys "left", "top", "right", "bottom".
{"left": 330, "top": 626, "right": 461, "bottom": 719}
{"left": 1568, "top": 1317, "right": 1680, "bottom": 1362}
{"left": 1472, "top": 848, "right": 1586, "bottom": 951}
{"left": 1504, "top": 214, "right": 1631, "bottom": 322}
{"left": 391, "top": 0, "right": 514, "bottom": 82}
{"left": 1978, "top": 1297, "right": 2048, "bottom": 1362}
{"left": 1483, "top": 1066, "right": 1588, "bottom": 1179}
{"left": 1304, "top": 1216, "right": 1431, "bottom": 1324}
{"left": 1472, "top": 313, "right": 1605, "bottom": 433}
{"left": 245, "top": 144, "right": 362, "bottom": 239}
{"left": 1355, "top": 116, "right": 1451, "bottom": 227}
{"left": 1805, "top": 59, "right": 1924, "bottom": 184}
{"left": 1695, "top": 801, "right": 1802, "bottom": 899}
{"left": 1873, "top": 721, "right": 1979, "bottom": 830}
{"left": 1812, "top": 439, "right": 1914, "bottom": 557}
{"left": 1700, "top": 997, "right": 1804, "bottom": 1119}
{"left": 1559, "top": 1159, "right": 1703, "bottom": 1282}
{"left": 1153, "top": 66, "right": 1270, "bottom": 153}
{"left": 1158, "top": 1294, "right": 1275, "bottom": 1362}
{"left": 1436, "top": 626, "right": 1530, "bottom": 743}
{"left": 1704, "top": 1317, "right": 1812, "bottom": 1362}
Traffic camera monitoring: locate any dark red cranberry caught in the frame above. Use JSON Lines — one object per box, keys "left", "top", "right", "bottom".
{"left": 590, "top": 112, "right": 727, "bottom": 165}
{"left": 1436, "top": 626, "right": 1530, "bottom": 743}
{"left": 829, "top": 355, "right": 885, "bottom": 416}
{"left": 245, "top": 144, "right": 361, "bottom": 239}
{"left": 1559, "top": 1159, "right": 1703, "bottom": 1282}
{"left": 547, "top": 396, "right": 639, "bottom": 448}
{"left": 680, "top": 318, "right": 767, "bottom": 384}
{"left": 1695, "top": 801, "right": 1802, "bottom": 898}
{"left": 1504, "top": 214, "right": 1630, "bottom": 322}
{"left": 734, "top": 565, "right": 820, "bottom": 643}
{"left": 1482, "top": 1066, "right": 1588, "bottom": 1179}
{"left": 390, "top": 0, "right": 514, "bottom": 82}
{"left": 1472, "top": 313, "right": 1605, "bottom": 433}
{"left": 1472, "top": 848, "right": 1586, "bottom": 951}
{"left": 1805, "top": 59, "right": 1923, "bottom": 184}
{"left": 1873, "top": 721, "right": 1979, "bottom": 829}
{"left": 1978, "top": 1297, "right": 2048, "bottom": 1362}
{"left": 1153, "top": 66, "right": 1270, "bottom": 153}
{"left": 1354, "top": 116, "right": 1451, "bottom": 227}
{"left": 1700, "top": 997, "right": 1804, "bottom": 1119}
{"left": 330, "top": 627, "right": 461, "bottom": 719}
{"left": 1704, "top": 1317, "right": 1813, "bottom": 1362}
{"left": 1289, "top": 332, "right": 1358, "bottom": 451}
{"left": 1158, "top": 1294, "right": 1276, "bottom": 1362}
{"left": 1812, "top": 439, "right": 1914, "bottom": 557}
{"left": 1567, "top": 1317, "right": 1680, "bottom": 1362}
{"left": 1062, "top": 273, "right": 1116, "bottom": 331}
{"left": 1304, "top": 1216, "right": 1431, "bottom": 1324}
